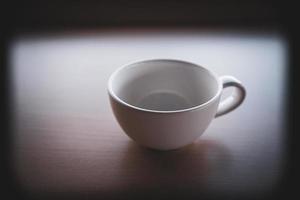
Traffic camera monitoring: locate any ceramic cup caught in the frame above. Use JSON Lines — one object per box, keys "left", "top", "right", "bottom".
{"left": 108, "top": 59, "right": 246, "bottom": 150}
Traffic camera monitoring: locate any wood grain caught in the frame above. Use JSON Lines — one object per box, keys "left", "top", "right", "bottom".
{"left": 11, "top": 29, "right": 287, "bottom": 199}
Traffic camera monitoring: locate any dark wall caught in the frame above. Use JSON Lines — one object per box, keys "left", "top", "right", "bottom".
{"left": 3, "top": 0, "right": 288, "bottom": 31}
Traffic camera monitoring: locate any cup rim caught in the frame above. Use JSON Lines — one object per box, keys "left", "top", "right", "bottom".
{"left": 108, "top": 59, "right": 222, "bottom": 114}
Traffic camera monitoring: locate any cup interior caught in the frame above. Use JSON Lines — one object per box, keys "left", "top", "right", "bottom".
{"left": 109, "top": 60, "right": 220, "bottom": 112}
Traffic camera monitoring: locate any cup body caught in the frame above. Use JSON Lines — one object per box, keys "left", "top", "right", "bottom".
{"left": 108, "top": 59, "right": 222, "bottom": 150}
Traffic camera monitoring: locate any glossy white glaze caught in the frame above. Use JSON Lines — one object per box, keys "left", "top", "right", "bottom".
{"left": 108, "top": 59, "right": 246, "bottom": 150}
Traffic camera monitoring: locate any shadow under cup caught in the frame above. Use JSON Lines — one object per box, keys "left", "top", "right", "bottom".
{"left": 110, "top": 60, "right": 219, "bottom": 112}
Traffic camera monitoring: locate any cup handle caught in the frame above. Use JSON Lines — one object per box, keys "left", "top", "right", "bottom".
{"left": 215, "top": 75, "right": 246, "bottom": 117}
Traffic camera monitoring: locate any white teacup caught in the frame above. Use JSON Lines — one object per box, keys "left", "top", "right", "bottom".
{"left": 108, "top": 59, "right": 246, "bottom": 150}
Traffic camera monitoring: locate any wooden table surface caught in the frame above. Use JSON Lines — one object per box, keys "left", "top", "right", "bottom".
{"left": 11, "top": 29, "right": 288, "bottom": 199}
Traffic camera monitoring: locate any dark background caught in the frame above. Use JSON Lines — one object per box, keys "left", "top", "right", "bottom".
{"left": 1, "top": 0, "right": 296, "bottom": 199}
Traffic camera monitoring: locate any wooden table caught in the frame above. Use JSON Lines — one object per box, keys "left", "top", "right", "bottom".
{"left": 11, "top": 29, "right": 288, "bottom": 199}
